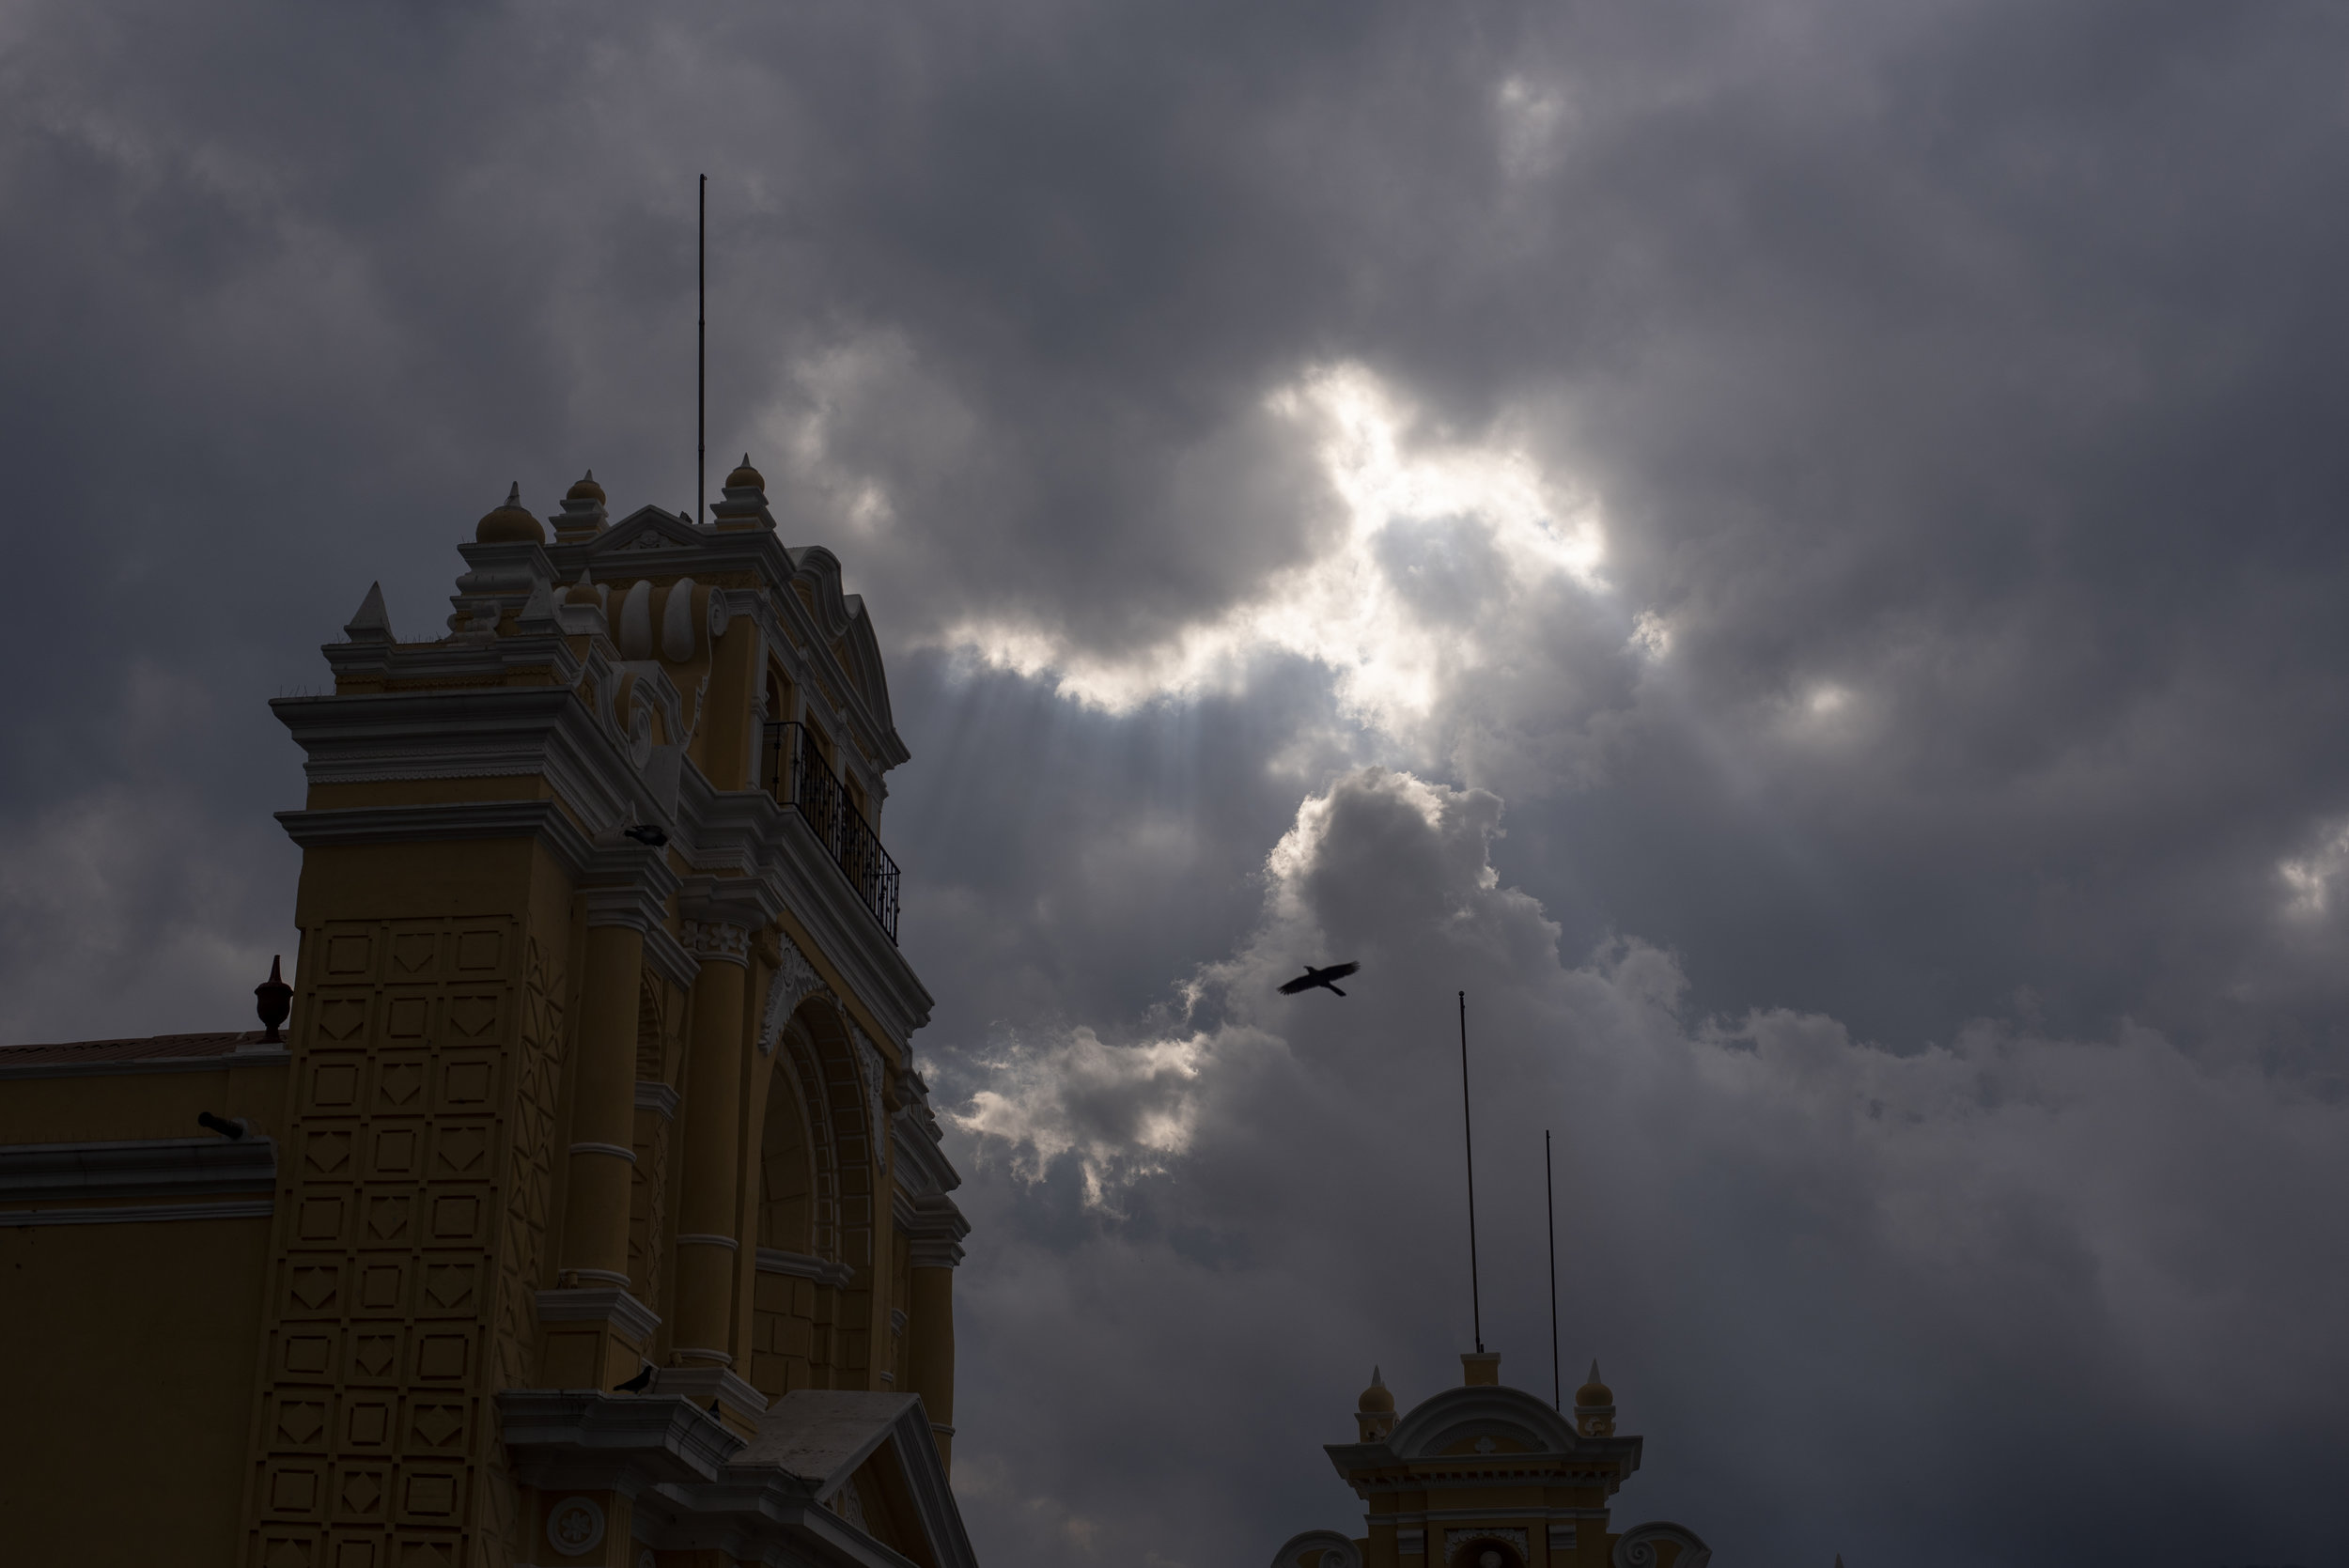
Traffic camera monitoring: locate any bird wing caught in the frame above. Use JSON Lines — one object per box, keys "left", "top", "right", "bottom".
{"left": 1277, "top": 973, "right": 1315, "bottom": 994}
{"left": 1325, "top": 961, "right": 1361, "bottom": 980}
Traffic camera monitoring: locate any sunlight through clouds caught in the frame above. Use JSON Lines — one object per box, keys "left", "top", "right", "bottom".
{"left": 938, "top": 363, "right": 1607, "bottom": 742}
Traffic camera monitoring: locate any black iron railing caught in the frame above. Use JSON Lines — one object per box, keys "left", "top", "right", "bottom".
{"left": 760, "top": 721, "right": 901, "bottom": 944}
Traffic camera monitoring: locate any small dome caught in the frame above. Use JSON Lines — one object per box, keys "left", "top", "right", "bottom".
{"left": 1573, "top": 1359, "right": 1612, "bottom": 1408}
{"left": 1357, "top": 1366, "right": 1393, "bottom": 1415}
{"left": 724, "top": 453, "right": 765, "bottom": 491}
{"left": 564, "top": 569, "right": 600, "bottom": 607}
{"left": 566, "top": 470, "right": 606, "bottom": 504}
{"left": 476, "top": 482, "right": 544, "bottom": 544}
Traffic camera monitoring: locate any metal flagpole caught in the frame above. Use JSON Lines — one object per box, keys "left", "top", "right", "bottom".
{"left": 1460, "top": 990, "right": 1483, "bottom": 1354}
{"left": 697, "top": 174, "right": 707, "bottom": 522}
{"left": 1547, "top": 1128, "right": 1560, "bottom": 1409}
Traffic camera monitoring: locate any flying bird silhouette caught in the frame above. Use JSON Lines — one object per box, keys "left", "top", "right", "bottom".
{"left": 1279, "top": 961, "right": 1361, "bottom": 997}
{"left": 622, "top": 824, "right": 668, "bottom": 847}
{"left": 614, "top": 1363, "right": 654, "bottom": 1393}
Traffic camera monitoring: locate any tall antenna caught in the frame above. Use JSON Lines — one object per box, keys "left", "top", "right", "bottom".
{"left": 697, "top": 173, "right": 707, "bottom": 522}
{"left": 1546, "top": 1128, "right": 1561, "bottom": 1409}
{"left": 1459, "top": 990, "right": 1484, "bottom": 1354}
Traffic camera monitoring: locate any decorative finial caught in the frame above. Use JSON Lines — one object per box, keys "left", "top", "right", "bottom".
{"left": 344, "top": 582, "right": 392, "bottom": 643}
{"left": 1589, "top": 1358, "right": 1600, "bottom": 1384}
{"left": 1371, "top": 1365, "right": 1384, "bottom": 1387}
{"left": 254, "top": 955, "right": 293, "bottom": 1043}
{"left": 506, "top": 481, "right": 521, "bottom": 505}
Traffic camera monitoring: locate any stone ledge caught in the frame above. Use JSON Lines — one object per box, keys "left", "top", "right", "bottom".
{"left": 498, "top": 1389, "right": 743, "bottom": 1497}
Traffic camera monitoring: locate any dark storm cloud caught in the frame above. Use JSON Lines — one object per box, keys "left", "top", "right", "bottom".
{"left": 5, "top": 2, "right": 2348, "bottom": 1563}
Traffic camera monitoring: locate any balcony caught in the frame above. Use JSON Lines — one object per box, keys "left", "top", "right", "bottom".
{"left": 759, "top": 721, "right": 901, "bottom": 945}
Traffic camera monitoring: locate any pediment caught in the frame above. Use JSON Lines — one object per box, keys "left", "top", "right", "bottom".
{"left": 1386, "top": 1385, "right": 1580, "bottom": 1459}
{"left": 733, "top": 1390, "right": 974, "bottom": 1568}
{"left": 593, "top": 506, "right": 708, "bottom": 556}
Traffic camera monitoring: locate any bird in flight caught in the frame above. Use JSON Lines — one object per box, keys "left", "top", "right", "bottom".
{"left": 1280, "top": 961, "right": 1361, "bottom": 997}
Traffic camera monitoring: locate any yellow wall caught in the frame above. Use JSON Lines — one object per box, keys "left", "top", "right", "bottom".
{"left": 0, "top": 1215, "right": 271, "bottom": 1566}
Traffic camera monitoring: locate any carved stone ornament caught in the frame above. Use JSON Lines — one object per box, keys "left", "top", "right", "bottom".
{"left": 680, "top": 919, "right": 751, "bottom": 965}
{"left": 848, "top": 1021, "right": 887, "bottom": 1139}
{"left": 548, "top": 1496, "right": 606, "bottom": 1557}
{"left": 756, "top": 931, "right": 828, "bottom": 1056}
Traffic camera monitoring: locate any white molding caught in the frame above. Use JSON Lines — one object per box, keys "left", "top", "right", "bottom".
{"left": 754, "top": 1248, "right": 855, "bottom": 1288}
{"left": 676, "top": 1233, "right": 739, "bottom": 1251}
{"left": 633, "top": 1081, "right": 680, "bottom": 1120}
{"left": 499, "top": 1389, "right": 744, "bottom": 1498}
{"left": 0, "top": 1136, "right": 276, "bottom": 1201}
{"left": 647, "top": 1364, "right": 770, "bottom": 1423}
{"left": 890, "top": 1107, "right": 962, "bottom": 1199}
{"left": 276, "top": 800, "right": 595, "bottom": 878}
{"left": 0, "top": 1199, "right": 273, "bottom": 1227}
{"left": 568, "top": 1142, "right": 638, "bottom": 1164}
{"left": 536, "top": 1287, "right": 662, "bottom": 1345}
{"left": 0, "top": 1048, "right": 290, "bottom": 1082}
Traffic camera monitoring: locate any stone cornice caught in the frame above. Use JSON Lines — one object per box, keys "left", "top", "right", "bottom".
{"left": 272, "top": 684, "right": 667, "bottom": 844}
{"left": 754, "top": 1248, "right": 856, "bottom": 1289}
{"left": 579, "top": 843, "right": 681, "bottom": 930}
{"left": 276, "top": 800, "right": 596, "bottom": 878}
{"left": 536, "top": 1286, "right": 661, "bottom": 1345}
{"left": 498, "top": 1389, "right": 742, "bottom": 1498}
{"left": 0, "top": 1136, "right": 277, "bottom": 1202}
{"left": 890, "top": 1107, "right": 962, "bottom": 1199}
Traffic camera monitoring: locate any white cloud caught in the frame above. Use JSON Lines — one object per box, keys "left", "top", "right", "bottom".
{"left": 939, "top": 364, "right": 1609, "bottom": 745}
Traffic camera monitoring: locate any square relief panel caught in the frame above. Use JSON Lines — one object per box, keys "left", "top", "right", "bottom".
{"left": 412, "top": 1331, "right": 472, "bottom": 1382}
{"left": 428, "top": 1124, "right": 492, "bottom": 1181}
{"left": 373, "top": 1057, "right": 428, "bottom": 1115}
{"left": 343, "top": 1397, "right": 395, "bottom": 1449}
{"left": 355, "top": 1260, "right": 406, "bottom": 1314}
{"left": 416, "top": 1260, "right": 480, "bottom": 1316}
{"left": 394, "top": 1466, "right": 466, "bottom": 1527}
{"left": 331, "top": 1464, "right": 390, "bottom": 1523}
{"left": 389, "top": 930, "right": 441, "bottom": 980}
{"left": 436, "top": 1056, "right": 499, "bottom": 1111}
{"left": 346, "top": 1329, "right": 403, "bottom": 1385}
{"left": 272, "top": 1395, "right": 331, "bottom": 1451}
{"left": 367, "top": 1125, "right": 423, "bottom": 1180}
{"left": 453, "top": 927, "right": 506, "bottom": 974}
{"left": 400, "top": 1398, "right": 469, "bottom": 1455}
{"left": 266, "top": 1462, "right": 326, "bottom": 1519}
{"left": 382, "top": 993, "right": 434, "bottom": 1045}
{"left": 278, "top": 1329, "right": 338, "bottom": 1380}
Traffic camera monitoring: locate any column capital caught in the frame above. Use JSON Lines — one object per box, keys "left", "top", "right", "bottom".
{"left": 679, "top": 919, "right": 752, "bottom": 968}
{"left": 580, "top": 843, "right": 679, "bottom": 930}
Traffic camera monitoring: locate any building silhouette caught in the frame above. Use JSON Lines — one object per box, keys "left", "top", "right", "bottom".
{"left": 0, "top": 463, "right": 974, "bottom": 1567}
{"left": 1273, "top": 1355, "right": 1710, "bottom": 1568}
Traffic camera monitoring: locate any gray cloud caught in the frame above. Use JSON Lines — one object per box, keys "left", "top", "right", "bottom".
{"left": 5, "top": 1, "right": 2348, "bottom": 1562}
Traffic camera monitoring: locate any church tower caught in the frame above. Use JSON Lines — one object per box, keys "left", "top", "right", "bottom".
{"left": 0, "top": 464, "right": 976, "bottom": 1568}
{"left": 1272, "top": 1353, "right": 1710, "bottom": 1568}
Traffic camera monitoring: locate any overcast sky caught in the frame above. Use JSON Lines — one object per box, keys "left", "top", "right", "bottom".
{"left": 5, "top": 3, "right": 2347, "bottom": 1563}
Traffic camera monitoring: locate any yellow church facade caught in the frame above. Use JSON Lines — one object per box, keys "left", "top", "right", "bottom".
{"left": 0, "top": 464, "right": 976, "bottom": 1568}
